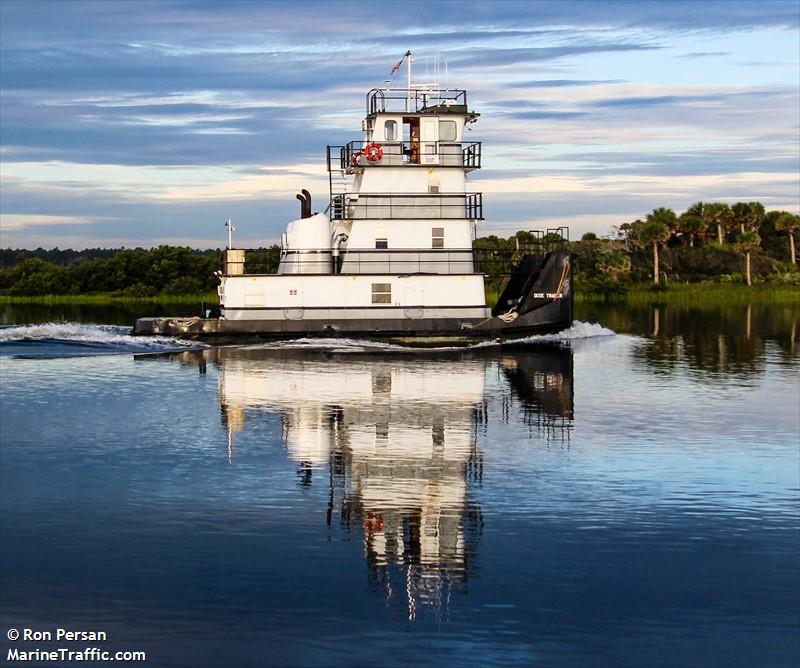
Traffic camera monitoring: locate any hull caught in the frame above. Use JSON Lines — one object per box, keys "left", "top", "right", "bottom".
{"left": 133, "top": 303, "right": 570, "bottom": 345}
{"left": 133, "top": 252, "right": 573, "bottom": 345}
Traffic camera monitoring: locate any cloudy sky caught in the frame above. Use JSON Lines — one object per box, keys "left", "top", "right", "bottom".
{"left": 1, "top": 0, "right": 798, "bottom": 249}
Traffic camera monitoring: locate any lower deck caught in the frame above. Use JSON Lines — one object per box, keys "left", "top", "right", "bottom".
{"left": 219, "top": 273, "right": 487, "bottom": 320}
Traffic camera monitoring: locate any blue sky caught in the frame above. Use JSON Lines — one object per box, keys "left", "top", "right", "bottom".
{"left": 1, "top": 0, "right": 798, "bottom": 249}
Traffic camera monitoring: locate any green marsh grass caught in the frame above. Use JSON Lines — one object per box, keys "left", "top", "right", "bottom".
{"left": 576, "top": 283, "right": 800, "bottom": 306}
{"left": 0, "top": 293, "right": 219, "bottom": 305}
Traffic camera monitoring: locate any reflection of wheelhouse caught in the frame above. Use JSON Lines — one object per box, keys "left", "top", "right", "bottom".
{"left": 215, "top": 349, "right": 486, "bottom": 617}
{"left": 157, "top": 345, "right": 574, "bottom": 617}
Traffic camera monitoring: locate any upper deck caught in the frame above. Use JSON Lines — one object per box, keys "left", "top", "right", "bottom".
{"left": 366, "top": 87, "right": 479, "bottom": 121}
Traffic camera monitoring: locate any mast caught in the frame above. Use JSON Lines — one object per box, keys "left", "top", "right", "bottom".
{"left": 406, "top": 50, "right": 413, "bottom": 112}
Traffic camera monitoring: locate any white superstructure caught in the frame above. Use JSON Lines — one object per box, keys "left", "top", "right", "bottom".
{"left": 218, "top": 53, "right": 488, "bottom": 324}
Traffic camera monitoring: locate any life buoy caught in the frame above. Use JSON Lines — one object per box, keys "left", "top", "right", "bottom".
{"left": 351, "top": 151, "right": 362, "bottom": 167}
{"left": 364, "top": 143, "right": 383, "bottom": 162}
{"left": 364, "top": 512, "right": 384, "bottom": 534}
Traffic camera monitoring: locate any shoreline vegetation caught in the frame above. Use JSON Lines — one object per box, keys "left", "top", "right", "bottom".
{"left": 1, "top": 202, "right": 798, "bottom": 308}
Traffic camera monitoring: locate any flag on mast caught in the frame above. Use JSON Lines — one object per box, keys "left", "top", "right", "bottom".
{"left": 390, "top": 51, "right": 412, "bottom": 75}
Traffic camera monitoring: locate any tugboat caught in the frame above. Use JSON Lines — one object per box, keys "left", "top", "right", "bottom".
{"left": 133, "top": 53, "right": 572, "bottom": 344}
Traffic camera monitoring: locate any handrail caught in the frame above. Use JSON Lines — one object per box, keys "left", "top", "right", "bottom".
{"left": 226, "top": 239, "right": 569, "bottom": 277}
{"left": 366, "top": 87, "right": 468, "bottom": 115}
{"left": 329, "top": 141, "right": 481, "bottom": 172}
{"left": 328, "top": 192, "right": 483, "bottom": 221}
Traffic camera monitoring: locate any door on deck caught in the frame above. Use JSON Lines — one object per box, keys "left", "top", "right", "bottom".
{"left": 403, "top": 118, "right": 420, "bottom": 164}
{"left": 420, "top": 118, "right": 439, "bottom": 165}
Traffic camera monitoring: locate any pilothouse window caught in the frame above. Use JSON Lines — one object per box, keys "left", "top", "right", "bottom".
{"left": 384, "top": 120, "right": 398, "bottom": 141}
{"left": 439, "top": 120, "right": 457, "bottom": 141}
{"left": 371, "top": 283, "right": 392, "bottom": 304}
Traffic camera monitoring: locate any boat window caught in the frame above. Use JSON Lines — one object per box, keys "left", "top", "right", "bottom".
{"left": 371, "top": 283, "right": 392, "bottom": 304}
{"left": 432, "top": 227, "right": 445, "bottom": 249}
{"left": 439, "top": 120, "right": 457, "bottom": 141}
{"left": 384, "top": 120, "right": 398, "bottom": 141}
{"left": 375, "top": 238, "right": 388, "bottom": 249}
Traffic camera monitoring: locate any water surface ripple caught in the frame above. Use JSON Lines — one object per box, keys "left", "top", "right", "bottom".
{"left": 1, "top": 315, "right": 798, "bottom": 667}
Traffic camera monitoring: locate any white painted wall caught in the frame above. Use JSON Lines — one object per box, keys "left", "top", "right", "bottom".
{"left": 345, "top": 219, "right": 473, "bottom": 249}
{"left": 221, "top": 273, "right": 486, "bottom": 309}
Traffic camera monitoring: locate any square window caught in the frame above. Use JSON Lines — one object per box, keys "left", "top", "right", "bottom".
{"left": 439, "top": 120, "right": 457, "bottom": 141}
{"left": 375, "top": 238, "right": 388, "bottom": 249}
{"left": 371, "top": 283, "right": 391, "bottom": 304}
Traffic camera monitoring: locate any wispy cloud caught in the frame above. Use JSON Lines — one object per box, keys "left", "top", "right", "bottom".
{"left": 679, "top": 51, "right": 731, "bottom": 58}
{"left": 1, "top": 0, "right": 798, "bottom": 247}
{"left": 0, "top": 214, "right": 95, "bottom": 231}
{"left": 508, "top": 79, "right": 626, "bottom": 88}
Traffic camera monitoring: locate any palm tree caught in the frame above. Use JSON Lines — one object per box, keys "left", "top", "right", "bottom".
{"left": 734, "top": 229, "right": 761, "bottom": 286}
{"left": 640, "top": 208, "right": 676, "bottom": 284}
{"left": 732, "top": 202, "right": 765, "bottom": 235}
{"left": 678, "top": 211, "right": 705, "bottom": 247}
{"left": 703, "top": 202, "right": 733, "bottom": 245}
{"left": 775, "top": 212, "right": 800, "bottom": 265}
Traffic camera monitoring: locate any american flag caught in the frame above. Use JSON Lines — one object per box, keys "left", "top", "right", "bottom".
{"left": 390, "top": 51, "right": 411, "bottom": 75}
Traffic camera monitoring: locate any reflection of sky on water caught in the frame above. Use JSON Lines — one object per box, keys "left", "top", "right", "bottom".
{"left": 0, "top": 333, "right": 797, "bottom": 667}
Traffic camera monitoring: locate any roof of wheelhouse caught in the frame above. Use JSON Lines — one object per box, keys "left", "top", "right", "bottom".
{"left": 365, "top": 87, "right": 479, "bottom": 121}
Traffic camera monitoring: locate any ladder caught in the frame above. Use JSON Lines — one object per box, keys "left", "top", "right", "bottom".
{"left": 329, "top": 168, "right": 349, "bottom": 219}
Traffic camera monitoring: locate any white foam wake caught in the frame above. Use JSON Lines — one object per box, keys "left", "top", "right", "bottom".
{"left": 502, "top": 320, "right": 615, "bottom": 345}
{"left": 0, "top": 322, "right": 201, "bottom": 350}
{"left": 252, "top": 320, "right": 614, "bottom": 352}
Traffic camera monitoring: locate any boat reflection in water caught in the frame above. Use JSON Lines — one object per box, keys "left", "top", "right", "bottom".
{"left": 174, "top": 344, "right": 573, "bottom": 618}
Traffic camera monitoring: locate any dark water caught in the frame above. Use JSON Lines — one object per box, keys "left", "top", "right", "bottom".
{"left": 0, "top": 304, "right": 798, "bottom": 667}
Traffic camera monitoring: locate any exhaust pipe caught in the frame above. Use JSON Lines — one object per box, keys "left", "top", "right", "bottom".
{"left": 301, "top": 189, "right": 312, "bottom": 218}
{"left": 296, "top": 192, "right": 308, "bottom": 219}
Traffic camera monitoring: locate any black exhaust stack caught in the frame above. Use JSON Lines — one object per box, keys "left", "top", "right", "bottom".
{"left": 295, "top": 190, "right": 312, "bottom": 218}
{"left": 296, "top": 192, "right": 307, "bottom": 219}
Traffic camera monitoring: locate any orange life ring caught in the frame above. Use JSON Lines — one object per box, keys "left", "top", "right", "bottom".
{"left": 364, "top": 143, "right": 383, "bottom": 162}
{"left": 364, "top": 512, "right": 384, "bottom": 534}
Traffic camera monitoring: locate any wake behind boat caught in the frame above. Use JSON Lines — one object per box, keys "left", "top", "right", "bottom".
{"left": 133, "top": 53, "right": 573, "bottom": 344}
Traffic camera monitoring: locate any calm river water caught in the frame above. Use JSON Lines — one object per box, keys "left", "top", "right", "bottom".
{"left": 0, "top": 302, "right": 798, "bottom": 667}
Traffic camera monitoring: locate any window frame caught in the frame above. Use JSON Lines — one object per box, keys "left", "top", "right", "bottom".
{"left": 438, "top": 120, "right": 457, "bottom": 141}
{"left": 371, "top": 282, "right": 392, "bottom": 304}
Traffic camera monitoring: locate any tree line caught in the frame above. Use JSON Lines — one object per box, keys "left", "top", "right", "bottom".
{"left": 0, "top": 201, "right": 797, "bottom": 297}
{"left": 617, "top": 203, "right": 798, "bottom": 286}
{"left": 478, "top": 202, "right": 798, "bottom": 294}
{"left": 0, "top": 245, "right": 279, "bottom": 296}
